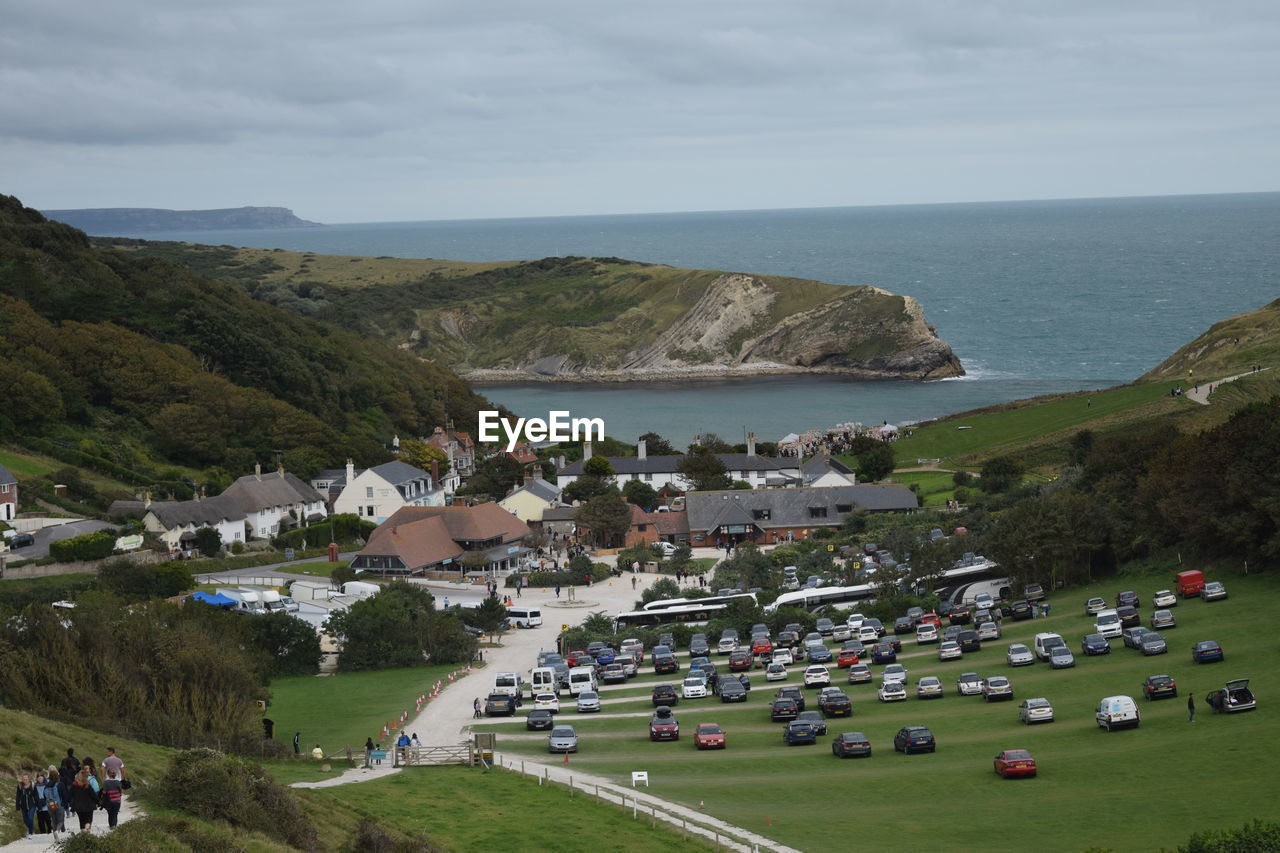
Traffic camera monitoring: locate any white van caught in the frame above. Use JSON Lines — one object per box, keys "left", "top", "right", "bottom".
{"left": 507, "top": 607, "right": 543, "bottom": 628}
{"left": 1095, "top": 695, "right": 1141, "bottom": 731}
{"left": 568, "top": 666, "right": 597, "bottom": 696}
{"left": 1095, "top": 609, "right": 1122, "bottom": 639}
{"left": 529, "top": 666, "right": 558, "bottom": 696}
{"left": 1033, "top": 632, "right": 1066, "bottom": 661}
{"left": 493, "top": 672, "right": 524, "bottom": 699}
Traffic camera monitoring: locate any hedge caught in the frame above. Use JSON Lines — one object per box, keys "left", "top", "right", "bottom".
{"left": 273, "top": 514, "right": 375, "bottom": 549}
{"left": 48, "top": 529, "right": 119, "bottom": 562}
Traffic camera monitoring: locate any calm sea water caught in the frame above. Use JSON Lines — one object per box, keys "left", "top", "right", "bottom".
{"left": 129, "top": 193, "right": 1279, "bottom": 445}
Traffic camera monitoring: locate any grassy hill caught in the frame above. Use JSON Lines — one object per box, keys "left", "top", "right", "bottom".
{"left": 99, "top": 241, "right": 964, "bottom": 381}
{"left": 1142, "top": 298, "right": 1280, "bottom": 381}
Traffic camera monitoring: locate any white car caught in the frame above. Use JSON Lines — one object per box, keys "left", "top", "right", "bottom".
{"left": 845, "top": 613, "right": 867, "bottom": 630}
{"left": 938, "top": 640, "right": 963, "bottom": 661}
{"left": 977, "top": 621, "right": 1002, "bottom": 641}
{"left": 717, "top": 638, "right": 738, "bottom": 654}
{"left": 857, "top": 625, "right": 879, "bottom": 644}
{"left": 916, "top": 676, "right": 944, "bottom": 699}
{"left": 1019, "top": 697, "right": 1054, "bottom": 723}
{"left": 882, "top": 663, "right": 908, "bottom": 684}
{"left": 831, "top": 624, "right": 853, "bottom": 642}
{"left": 915, "top": 624, "right": 939, "bottom": 644}
{"left": 877, "top": 681, "right": 907, "bottom": 702}
{"left": 1084, "top": 596, "right": 1107, "bottom": 615}
{"left": 765, "top": 662, "right": 788, "bottom": 682}
{"left": 681, "top": 676, "right": 708, "bottom": 699}
{"left": 956, "top": 672, "right": 983, "bottom": 695}
{"left": 575, "top": 691, "right": 601, "bottom": 713}
{"left": 1152, "top": 589, "right": 1177, "bottom": 608}
{"left": 803, "top": 665, "right": 831, "bottom": 688}
{"left": 1006, "top": 643, "right": 1035, "bottom": 666}
{"left": 772, "top": 648, "right": 795, "bottom": 666}
{"left": 533, "top": 692, "right": 560, "bottom": 713}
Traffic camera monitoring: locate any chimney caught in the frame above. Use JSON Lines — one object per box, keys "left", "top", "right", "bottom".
{"left": 532, "top": 467, "right": 543, "bottom": 481}
{"left": 392, "top": 434, "right": 400, "bottom": 450}
{"left": 144, "top": 491, "right": 152, "bottom": 509}
{"left": 523, "top": 473, "right": 533, "bottom": 487}
{"left": 430, "top": 459, "right": 440, "bottom": 488}
{"left": 345, "top": 458, "right": 356, "bottom": 486}
{"left": 558, "top": 455, "right": 566, "bottom": 470}
{"left": 583, "top": 441, "right": 593, "bottom": 461}
{"left": 638, "top": 439, "right": 647, "bottom": 460}
{"left": 254, "top": 461, "right": 262, "bottom": 480}
{"left": 201, "top": 485, "right": 207, "bottom": 498}
{"left": 747, "top": 432, "right": 757, "bottom": 457}
{"left": 278, "top": 462, "right": 285, "bottom": 478}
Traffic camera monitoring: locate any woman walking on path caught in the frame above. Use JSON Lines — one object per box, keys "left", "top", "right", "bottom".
{"left": 14, "top": 773, "right": 40, "bottom": 837}
{"left": 34, "top": 772, "right": 52, "bottom": 834}
{"left": 82, "top": 757, "right": 101, "bottom": 794}
{"left": 70, "top": 768, "right": 99, "bottom": 833}
{"left": 100, "top": 769, "right": 125, "bottom": 827}
{"left": 45, "top": 768, "right": 67, "bottom": 841}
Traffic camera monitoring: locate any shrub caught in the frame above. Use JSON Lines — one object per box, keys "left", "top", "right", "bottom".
{"left": 48, "top": 529, "right": 118, "bottom": 562}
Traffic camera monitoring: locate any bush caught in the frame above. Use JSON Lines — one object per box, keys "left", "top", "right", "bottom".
{"left": 274, "top": 513, "right": 375, "bottom": 549}
{"left": 97, "top": 558, "right": 193, "bottom": 599}
{"left": 56, "top": 814, "right": 245, "bottom": 853}
{"left": 48, "top": 529, "right": 118, "bottom": 562}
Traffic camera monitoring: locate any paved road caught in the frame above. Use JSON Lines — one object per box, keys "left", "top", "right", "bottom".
{"left": 0, "top": 796, "right": 142, "bottom": 853}
{"left": 4, "top": 519, "right": 116, "bottom": 561}
{"left": 1184, "top": 367, "right": 1269, "bottom": 405}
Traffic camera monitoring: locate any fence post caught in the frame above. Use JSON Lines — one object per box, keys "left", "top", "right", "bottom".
{"left": 633, "top": 798, "right": 638, "bottom": 819}
{"left": 569, "top": 776, "right": 574, "bottom": 797}
{"left": 650, "top": 807, "right": 656, "bottom": 828}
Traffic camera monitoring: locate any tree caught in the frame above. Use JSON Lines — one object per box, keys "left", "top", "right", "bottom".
{"left": 330, "top": 563, "right": 358, "bottom": 587}
{"left": 577, "top": 493, "right": 632, "bottom": 547}
{"left": 856, "top": 444, "right": 895, "bottom": 482}
{"left": 473, "top": 595, "right": 509, "bottom": 639}
{"left": 97, "top": 558, "right": 193, "bottom": 599}
{"left": 459, "top": 454, "right": 523, "bottom": 499}
{"left": 621, "top": 479, "right": 659, "bottom": 510}
{"left": 563, "top": 474, "right": 616, "bottom": 504}
{"left": 677, "top": 448, "right": 731, "bottom": 491}
{"left": 582, "top": 455, "right": 615, "bottom": 477}
{"left": 241, "top": 611, "right": 322, "bottom": 677}
{"left": 324, "top": 581, "right": 475, "bottom": 671}
{"left": 399, "top": 438, "right": 448, "bottom": 471}
{"left": 980, "top": 455, "right": 1025, "bottom": 492}
{"left": 640, "top": 577, "right": 681, "bottom": 605}
{"left": 193, "top": 526, "right": 223, "bottom": 558}
{"left": 688, "top": 433, "right": 733, "bottom": 453}
{"left": 638, "top": 432, "right": 676, "bottom": 456}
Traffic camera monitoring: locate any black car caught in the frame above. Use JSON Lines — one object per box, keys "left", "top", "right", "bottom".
{"left": 906, "top": 606, "right": 924, "bottom": 622}
{"left": 775, "top": 685, "right": 806, "bottom": 711}
{"left": 783, "top": 720, "right": 818, "bottom": 745}
{"left": 649, "top": 706, "right": 679, "bottom": 741}
{"left": 871, "top": 643, "right": 897, "bottom": 664}
{"left": 893, "top": 616, "right": 915, "bottom": 635}
{"left": 689, "top": 637, "right": 711, "bottom": 656}
{"left": 864, "top": 618, "right": 885, "bottom": 637}
{"left": 956, "top": 630, "right": 981, "bottom": 653}
{"left": 1142, "top": 674, "right": 1177, "bottom": 700}
{"left": 943, "top": 625, "right": 964, "bottom": 642}
{"left": 770, "top": 697, "right": 800, "bottom": 721}
{"left": 1009, "top": 600, "right": 1034, "bottom": 621}
{"left": 658, "top": 632, "right": 675, "bottom": 648}
{"left": 894, "top": 726, "right": 936, "bottom": 754}
{"left": 9, "top": 532, "right": 35, "bottom": 548}
{"left": 1118, "top": 605, "right": 1141, "bottom": 629}
{"left": 1116, "top": 590, "right": 1140, "bottom": 609}
{"left": 651, "top": 684, "right": 679, "bottom": 706}
{"left": 776, "top": 630, "right": 800, "bottom": 647}
{"left": 881, "top": 636, "right": 903, "bottom": 653}
{"left": 1081, "top": 634, "right": 1112, "bottom": 655}
{"left": 526, "top": 709, "right": 555, "bottom": 730}
{"left": 816, "top": 618, "right": 836, "bottom": 636}
{"left": 818, "top": 689, "right": 853, "bottom": 717}
{"left": 796, "top": 710, "right": 828, "bottom": 736}
{"left": 653, "top": 654, "right": 680, "bottom": 675}
{"left": 948, "top": 604, "right": 972, "bottom": 625}
{"left": 832, "top": 732, "right": 872, "bottom": 758}
{"left": 718, "top": 680, "right": 748, "bottom": 703}
{"left": 485, "top": 692, "right": 518, "bottom": 717}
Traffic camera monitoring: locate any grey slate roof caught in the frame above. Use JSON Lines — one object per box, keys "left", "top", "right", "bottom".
{"left": 368, "top": 460, "right": 432, "bottom": 487}
{"left": 541, "top": 506, "right": 579, "bottom": 521}
{"left": 800, "top": 455, "right": 854, "bottom": 482}
{"left": 0, "top": 464, "right": 15, "bottom": 485}
{"left": 221, "top": 471, "right": 326, "bottom": 513}
{"left": 507, "top": 478, "right": 561, "bottom": 503}
{"left": 558, "top": 453, "right": 796, "bottom": 476}
{"left": 685, "top": 484, "right": 917, "bottom": 532}
{"left": 145, "top": 495, "right": 246, "bottom": 529}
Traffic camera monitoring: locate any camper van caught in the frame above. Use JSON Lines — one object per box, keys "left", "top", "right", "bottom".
{"left": 507, "top": 606, "right": 543, "bottom": 628}
{"left": 342, "top": 581, "right": 381, "bottom": 599}
{"left": 1095, "top": 695, "right": 1141, "bottom": 731}
{"left": 529, "top": 666, "right": 559, "bottom": 696}
{"left": 215, "top": 587, "right": 267, "bottom": 615}
{"left": 568, "top": 666, "right": 598, "bottom": 696}
{"left": 1094, "top": 609, "right": 1122, "bottom": 639}
{"left": 492, "top": 672, "right": 524, "bottom": 700}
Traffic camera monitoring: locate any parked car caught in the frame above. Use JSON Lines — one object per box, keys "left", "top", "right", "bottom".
{"left": 807, "top": 644, "right": 834, "bottom": 664}
{"left": 765, "top": 662, "right": 788, "bottom": 682}
{"left": 649, "top": 706, "right": 680, "bottom": 741}
{"left": 847, "top": 664, "right": 873, "bottom": 685}
{"left": 681, "top": 676, "right": 709, "bottom": 699}
{"left": 871, "top": 643, "right": 897, "bottom": 664}
{"left": 1048, "top": 646, "right": 1076, "bottom": 668}
{"left": 982, "top": 676, "right": 1014, "bottom": 702}
{"left": 1095, "top": 695, "right": 1140, "bottom": 731}
{"left": 694, "top": 722, "right": 727, "bottom": 749}
{"left": 856, "top": 625, "right": 880, "bottom": 644}
{"left": 938, "top": 640, "right": 963, "bottom": 661}
{"left": 796, "top": 710, "right": 828, "bottom": 736}
{"left": 1152, "top": 609, "right": 1177, "bottom": 630}
{"left": 576, "top": 690, "right": 601, "bottom": 713}
{"left": 916, "top": 624, "right": 939, "bottom": 644}
{"left": 893, "top": 616, "right": 916, "bottom": 635}
{"left": 894, "top": 726, "right": 936, "bottom": 754}
{"left": 1009, "top": 600, "right": 1034, "bottom": 621}
{"left": 718, "top": 679, "right": 747, "bottom": 703}
{"left": 775, "top": 686, "right": 805, "bottom": 710}
{"left": 1084, "top": 596, "right": 1107, "bottom": 615}
{"left": 816, "top": 617, "right": 836, "bottom": 636}
{"left": 994, "top": 749, "right": 1037, "bottom": 778}
{"left": 1006, "top": 644, "right": 1034, "bottom": 667}
{"left": 533, "top": 692, "right": 560, "bottom": 712}
{"left": 803, "top": 665, "right": 832, "bottom": 688}
{"left": 1018, "top": 697, "right": 1054, "bottom": 724}
{"left": 948, "top": 604, "right": 972, "bottom": 625}
{"left": 548, "top": 725, "right": 578, "bottom": 753}
{"left": 601, "top": 663, "right": 628, "bottom": 684}
{"left": 770, "top": 697, "right": 800, "bottom": 721}
{"left": 1141, "top": 674, "right": 1177, "bottom": 701}
{"left": 485, "top": 692, "right": 518, "bottom": 717}
{"left": 1081, "top": 633, "right": 1112, "bottom": 656}
{"left": 1192, "top": 640, "right": 1224, "bottom": 663}
{"left": 1095, "top": 609, "right": 1123, "bottom": 638}
{"left": 1152, "top": 589, "right": 1177, "bottom": 608}
{"left": 717, "top": 637, "right": 738, "bottom": 655}
{"left": 1117, "top": 606, "right": 1141, "bottom": 629}
{"left": 831, "top": 732, "right": 872, "bottom": 758}
{"left": 651, "top": 684, "right": 679, "bottom": 706}
{"left": 878, "top": 681, "right": 907, "bottom": 702}
{"left": 526, "top": 709, "right": 555, "bottom": 731}
{"left": 772, "top": 648, "right": 795, "bottom": 666}
{"left": 831, "top": 623, "right": 853, "bottom": 642}
{"left": 880, "top": 636, "right": 904, "bottom": 653}
{"left": 817, "top": 687, "right": 852, "bottom": 717}
{"left": 1116, "top": 590, "right": 1140, "bottom": 608}
{"left": 836, "top": 645, "right": 863, "bottom": 668}
{"left": 956, "top": 672, "right": 984, "bottom": 695}
{"left": 783, "top": 719, "right": 818, "bottom": 745}
{"left": 728, "top": 649, "right": 753, "bottom": 672}
{"left": 653, "top": 653, "right": 679, "bottom": 675}
{"left": 916, "top": 676, "right": 944, "bottom": 700}
{"left": 1024, "top": 583, "right": 1046, "bottom": 602}
{"left": 689, "top": 637, "right": 711, "bottom": 657}
{"left": 882, "top": 663, "right": 908, "bottom": 683}
{"left": 1206, "top": 679, "right": 1256, "bottom": 713}
{"left": 943, "top": 625, "right": 964, "bottom": 643}
{"left": 1122, "top": 627, "right": 1152, "bottom": 650}
{"left": 1201, "top": 581, "right": 1228, "bottom": 601}
{"left": 976, "top": 621, "right": 1002, "bottom": 641}
{"left": 973, "top": 592, "right": 996, "bottom": 610}
{"left": 957, "top": 630, "right": 982, "bottom": 653}
{"left": 1138, "top": 632, "right": 1167, "bottom": 656}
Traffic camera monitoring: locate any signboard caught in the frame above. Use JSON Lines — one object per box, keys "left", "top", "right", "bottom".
{"left": 561, "top": 624, "right": 570, "bottom": 632}
{"left": 723, "top": 525, "right": 748, "bottom": 534}
{"left": 507, "top": 546, "right": 520, "bottom": 554}
{"left": 827, "top": 545, "right": 835, "bottom": 552}
{"left": 284, "top": 548, "right": 296, "bottom": 561}
{"left": 114, "top": 534, "right": 144, "bottom": 552}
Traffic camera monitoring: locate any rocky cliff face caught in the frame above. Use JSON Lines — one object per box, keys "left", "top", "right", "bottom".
{"left": 42, "top": 206, "right": 322, "bottom": 234}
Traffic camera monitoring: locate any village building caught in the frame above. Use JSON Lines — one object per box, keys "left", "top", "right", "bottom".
{"left": 800, "top": 454, "right": 858, "bottom": 488}
{"left": 138, "top": 494, "right": 247, "bottom": 551}
{"left": 426, "top": 425, "right": 475, "bottom": 482}
{"left": 328, "top": 459, "right": 445, "bottom": 523}
{"left": 497, "top": 469, "right": 563, "bottom": 523}
{"left": 349, "top": 503, "right": 532, "bottom": 577}
{"left": 221, "top": 463, "right": 329, "bottom": 539}
{"left": 556, "top": 437, "right": 803, "bottom": 492}
{"left": 685, "top": 484, "right": 917, "bottom": 547}
{"left": 0, "top": 464, "right": 16, "bottom": 522}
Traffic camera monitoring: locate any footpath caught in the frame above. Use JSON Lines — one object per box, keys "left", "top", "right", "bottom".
{"left": 0, "top": 797, "right": 143, "bottom": 852}
{"left": 1184, "top": 367, "right": 1268, "bottom": 405}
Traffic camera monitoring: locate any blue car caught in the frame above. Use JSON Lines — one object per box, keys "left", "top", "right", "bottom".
{"left": 783, "top": 720, "right": 818, "bottom": 745}
{"left": 1192, "top": 640, "right": 1224, "bottom": 663}
{"left": 806, "top": 644, "right": 834, "bottom": 664}
{"left": 1081, "top": 633, "right": 1111, "bottom": 656}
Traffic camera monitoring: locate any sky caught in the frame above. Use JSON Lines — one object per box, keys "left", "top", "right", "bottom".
{"left": 2, "top": 0, "right": 1278, "bottom": 223}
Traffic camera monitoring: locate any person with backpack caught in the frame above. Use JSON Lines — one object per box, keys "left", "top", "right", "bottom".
{"left": 44, "top": 769, "right": 66, "bottom": 841}
{"left": 15, "top": 773, "right": 40, "bottom": 837}
{"left": 100, "top": 769, "right": 125, "bottom": 828}
{"left": 70, "top": 768, "right": 99, "bottom": 833}
{"left": 59, "top": 749, "right": 81, "bottom": 784}
{"left": 34, "top": 771, "right": 52, "bottom": 834}
{"left": 81, "top": 757, "right": 101, "bottom": 795}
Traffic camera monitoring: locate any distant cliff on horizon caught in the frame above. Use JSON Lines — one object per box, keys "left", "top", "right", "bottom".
{"left": 41, "top": 205, "right": 323, "bottom": 235}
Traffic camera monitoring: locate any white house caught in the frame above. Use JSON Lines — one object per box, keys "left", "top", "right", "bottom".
{"left": 221, "top": 463, "right": 329, "bottom": 539}
{"left": 142, "top": 495, "right": 247, "bottom": 551}
{"left": 800, "top": 454, "right": 858, "bottom": 488}
{"left": 333, "top": 459, "right": 444, "bottom": 523}
{"left": 556, "top": 437, "right": 803, "bottom": 493}
{"left": 0, "top": 464, "right": 16, "bottom": 522}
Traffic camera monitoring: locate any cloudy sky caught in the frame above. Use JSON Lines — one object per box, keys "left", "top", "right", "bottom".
{"left": 2, "top": 1, "right": 1277, "bottom": 222}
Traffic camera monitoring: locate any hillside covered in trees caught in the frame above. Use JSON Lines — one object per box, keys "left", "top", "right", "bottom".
{"left": 0, "top": 193, "right": 492, "bottom": 488}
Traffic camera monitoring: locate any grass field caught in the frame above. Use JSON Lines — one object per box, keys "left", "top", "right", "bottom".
{"left": 268, "top": 665, "right": 479, "bottom": 754}
{"left": 282, "top": 559, "right": 351, "bottom": 578}
{"left": 477, "top": 572, "right": 1279, "bottom": 853}
{"left": 884, "top": 469, "right": 957, "bottom": 507}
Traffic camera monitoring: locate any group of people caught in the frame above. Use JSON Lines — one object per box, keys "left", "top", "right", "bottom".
{"left": 14, "top": 746, "right": 127, "bottom": 841}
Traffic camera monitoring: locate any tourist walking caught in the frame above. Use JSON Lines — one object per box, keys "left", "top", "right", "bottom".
{"left": 100, "top": 769, "right": 124, "bottom": 828}
{"left": 70, "top": 769, "right": 99, "bottom": 833}
{"left": 60, "top": 748, "right": 81, "bottom": 782}
{"left": 364, "top": 737, "right": 375, "bottom": 767}
{"left": 34, "top": 772, "right": 52, "bottom": 834}
{"left": 102, "top": 747, "right": 125, "bottom": 784}
{"left": 473, "top": 697, "right": 483, "bottom": 718}
{"left": 1188, "top": 693, "right": 1196, "bottom": 722}
{"left": 82, "top": 757, "right": 101, "bottom": 794}
{"left": 15, "top": 773, "right": 39, "bottom": 837}
{"left": 44, "top": 769, "right": 66, "bottom": 841}
{"left": 554, "top": 583, "right": 560, "bottom": 598}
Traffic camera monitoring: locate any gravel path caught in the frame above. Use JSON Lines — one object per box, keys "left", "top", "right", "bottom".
{"left": 1184, "top": 367, "right": 1268, "bottom": 404}
{"left": 0, "top": 797, "right": 143, "bottom": 853}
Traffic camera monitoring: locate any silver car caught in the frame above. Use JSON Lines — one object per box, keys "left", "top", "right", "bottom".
{"left": 1018, "top": 697, "right": 1055, "bottom": 724}
{"left": 1201, "top": 581, "right": 1228, "bottom": 601}
{"left": 575, "top": 691, "right": 600, "bottom": 713}
{"left": 938, "top": 640, "right": 963, "bottom": 661}
{"left": 1152, "top": 609, "right": 1177, "bottom": 630}
{"left": 1139, "top": 632, "right": 1168, "bottom": 655}
{"left": 547, "top": 725, "right": 578, "bottom": 753}
{"left": 977, "top": 621, "right": 1002, "bottom": 641}
{"left": 1006, "top": 643, "right": 1034, "bottom": 667}
{"left": 1049, "top": 646, "right": 1076, "bottom": 669}
{"left": 982, "top": 676, "right": 1014, "bottom": 702}
{"left": 916, "top": 676, "right": 944, "bottom": 699}
{"left": 882, "top": 663, "right": 908, "bottom": 684}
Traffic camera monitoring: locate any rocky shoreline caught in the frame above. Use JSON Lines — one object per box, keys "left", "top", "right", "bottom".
{"left": 464, "top": 359, "right": 965, "bottom": 384}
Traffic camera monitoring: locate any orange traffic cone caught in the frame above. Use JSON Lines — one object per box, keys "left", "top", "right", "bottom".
{"left": 563, "top": 752, "right": 570, "bottom": 765}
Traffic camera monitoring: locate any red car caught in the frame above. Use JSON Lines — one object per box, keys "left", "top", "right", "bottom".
{"left": 918, "top": 612, "right": 942, "bottom": 629}
{"left": 751, "top": 637, "right": 774, "bottom": 655}
{"left": 993, "top": 749, "right": 1037, "bottom": 778}
{"left": 835, "top": 648, "right": 861, "bottom": 668}
{"left": 694, "top": 722, "right": 727, "bottom": 750}
{"left": 728, "top": 650, "right": 754, "bottom": 672}
{"left": 566, "top": 650, "right": 590, "bottom": 667}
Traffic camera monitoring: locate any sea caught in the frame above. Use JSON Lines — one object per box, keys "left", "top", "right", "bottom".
{"left": 128, "top": 192, "right": 1279, "bottom": 447}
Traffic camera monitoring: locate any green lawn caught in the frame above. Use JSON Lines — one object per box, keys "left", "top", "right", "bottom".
{"left": 480, "top": 573, "right": 1280, "bottom": 853}
{"left": 281, "top": 559, "right": 351, "bottom": 578}
{"left": 883, "top": 469, "right": 957, "bottom": 507}
{"left": 269, "top": 665, "right": 480, "bottom": 755}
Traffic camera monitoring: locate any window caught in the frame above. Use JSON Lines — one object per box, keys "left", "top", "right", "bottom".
{"left": 644, "top": 474, "right": 652, "bottom": 481}
{"left": 367, "top": 506, "right": 375, "bottom": 517}
{"left": 638, "top": 524, "right": 647, "bottom": 532}
{"left": 366, "top": 487, "right": 374, "bottom": 498}
{"left": 234, "top": 531, "right": 242, "bottom": 541}
{"left": 808, "top": 507, "right": 828, "bottom": 519}
{"left": 836, "top": 504, "right": 852, "bottom": 513}
{"left": 752, "top": 509, "right": 771, "bottom": 520}
{"left": 1, "top": 484, "right": 8, "bottom": 493}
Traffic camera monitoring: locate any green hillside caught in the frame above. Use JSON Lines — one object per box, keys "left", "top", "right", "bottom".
{"left": 0, "top": 194, "right": 494, "bottom": 487}
{"left": 1142, "top": 298, "right": 1280, "bottom": 381}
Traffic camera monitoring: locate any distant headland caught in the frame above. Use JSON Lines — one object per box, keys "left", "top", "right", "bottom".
{"left": 40, "top": 205, "right": 323, "bottom": 234}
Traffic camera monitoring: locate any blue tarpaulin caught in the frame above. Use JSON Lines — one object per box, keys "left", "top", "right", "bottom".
{"left": 190, "top": 591, "right": 235, "bottom": 607}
